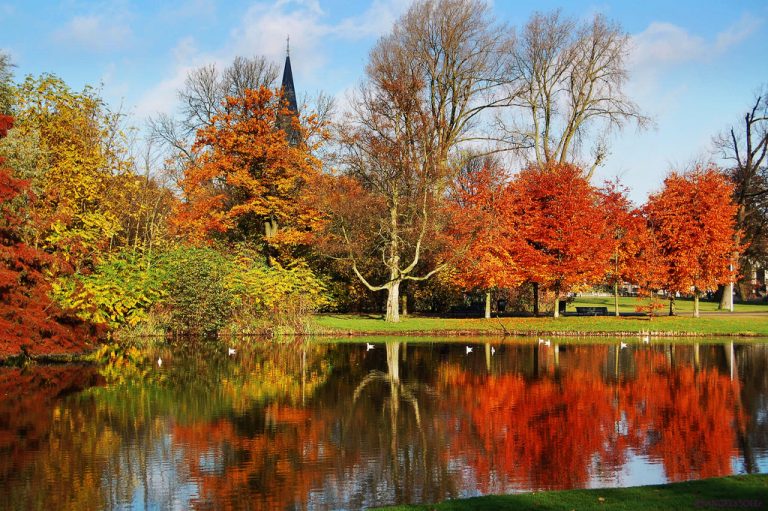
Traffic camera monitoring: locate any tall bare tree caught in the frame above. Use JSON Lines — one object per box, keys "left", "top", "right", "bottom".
{"left": 331, "top": 0, "right": 506, "bottom": 322}
{"left": 148, "top": 56, "right": 280, "bottom": 181}
{"left": 715, "top": 88, "right": 768, "bottom": 307}
{"left": 497, "top": 11, "right": 649, "bottom": 179}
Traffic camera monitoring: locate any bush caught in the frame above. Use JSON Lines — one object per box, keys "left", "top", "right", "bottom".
{"left": 52, "top": 249, "right": 166, "bottom": 330}
{"left": 159, "top": 246, "right": 234, "bottom": 336}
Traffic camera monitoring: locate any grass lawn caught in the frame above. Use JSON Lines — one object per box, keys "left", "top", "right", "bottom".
{"left": 314, "top": 313, "right": 768, "bottom": 337}
{"left": 371, "top": 474, "right": 768, "bottom": 511}
{"left": 571, "top": 294, "right": 768, "bottom": 314}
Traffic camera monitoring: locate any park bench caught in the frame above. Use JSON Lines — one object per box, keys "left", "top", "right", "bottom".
{"left": 575, "top": 306, "right": 608, "bottom": 316}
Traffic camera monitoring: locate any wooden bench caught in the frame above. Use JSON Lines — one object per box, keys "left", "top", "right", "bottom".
{"left": 575, "top": 306, "right": 608, "bottom": 316}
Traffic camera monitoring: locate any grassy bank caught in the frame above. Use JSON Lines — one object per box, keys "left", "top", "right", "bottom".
{"left": 314, "top": 313, "right": 768, "bottom": 337}
{"left": 373, "top": 474, "right": 768, "bottom": 510}
{"left": 572, "top": 295, "right": 768, "bottom": 314}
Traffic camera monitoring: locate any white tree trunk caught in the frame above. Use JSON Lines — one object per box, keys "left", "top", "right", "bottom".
{"left": 484, "top": 291, "right": 491, "bottom": 319}
{"left": 386, "top": 281, "right": 401, "bottom": 323}
{"left": 553, "top": 296, "right": 560, "bottom": 318}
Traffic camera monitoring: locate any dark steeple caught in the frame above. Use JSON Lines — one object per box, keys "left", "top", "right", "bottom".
{"left": 279, "top": 36, "right": 300, "bottom": 146}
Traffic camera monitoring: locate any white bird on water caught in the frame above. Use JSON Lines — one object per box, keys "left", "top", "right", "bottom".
{"left": 491, "top": 346, "right": 496, "bottom": 356}
{"left": 620, "top": 342, "right": 628, "bottom": 349}
{"left": 642, "top": 334, "right": 650, "bottom": 344}
{"left": 466, "top": 346, "right": 473, "bottom": 354}
{"left": 366, "top": 343, "right": 375, "bottom": 351}
{"left": 157, "top": 357, "right": 162, "bottom": 367}
{"left": 228, "top": 347, "right": 236, "bottom": 356}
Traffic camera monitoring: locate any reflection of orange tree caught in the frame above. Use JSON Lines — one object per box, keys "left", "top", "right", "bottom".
{"left": 439, "top": 345, "right": 745, "bottom": 490}
{"left": 172, "top": 404, "right": 335, "bottom": 511}
{"left": 439, "top": 346, "right": 619, "bottom": 491}
{"left": 620, "top": 349, "right": 744, "bottom": 481}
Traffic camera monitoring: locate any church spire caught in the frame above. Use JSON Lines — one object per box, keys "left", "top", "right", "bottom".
{"left": 279, "top": 35, "right": 299, "bottom": 145}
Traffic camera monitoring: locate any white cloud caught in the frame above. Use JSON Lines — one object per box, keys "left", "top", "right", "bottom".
{"left": 627, "top": 13, "right": 763, "bottom": 104}
{"left": 54, "top": 14, "right": 133, "bottom": 52}
{"left": 133, "top": 0, "right": 413, "bottom": 121}
{"left": 630, "top": 14, "right": 763, "bottom": 71}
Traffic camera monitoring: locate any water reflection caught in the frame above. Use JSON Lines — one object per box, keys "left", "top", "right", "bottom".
{"left": 1, "top": 340, "right": 767, "bottom": 510}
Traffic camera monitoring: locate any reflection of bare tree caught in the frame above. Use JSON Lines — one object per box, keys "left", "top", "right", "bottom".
{"left": 349, "top": 341, "right": 453, "bottom": 504}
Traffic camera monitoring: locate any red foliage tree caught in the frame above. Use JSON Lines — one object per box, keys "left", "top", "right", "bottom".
{"left": 509, "top": 163, "right": 612, "bottom": 316}
{"left": 600, "top": 180, "right": 647, "bottom": 315}
{"left": 645, "top": 166, "right": 740, "bottom": 316}
{"left": 0, "top": 115, "right": 93, "bottom": 357}
{"left": 446, "top": 158, "right": 525, "bottom": 318}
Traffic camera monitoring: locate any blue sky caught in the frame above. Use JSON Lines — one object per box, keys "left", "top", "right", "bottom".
{"left": 1, "top": 0, "right": 767, "bottom": 202}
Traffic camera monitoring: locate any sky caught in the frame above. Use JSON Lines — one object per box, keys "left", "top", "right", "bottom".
{"left": 1, "top": 0, "right": 767, "bottom": 202}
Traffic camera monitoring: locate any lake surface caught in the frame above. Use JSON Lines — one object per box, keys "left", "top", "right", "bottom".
{"left": 1, "top": 339, "right": 767, "bottom": 510}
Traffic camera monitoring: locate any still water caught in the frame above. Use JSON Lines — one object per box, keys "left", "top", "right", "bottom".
{"left": 1, "top": 339, "right": 767, "bottom": 510}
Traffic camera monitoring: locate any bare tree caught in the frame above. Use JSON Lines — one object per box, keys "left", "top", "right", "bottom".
{"left": 714, "top": 87, "right": 768, "bottom": 307}
{"left": 331, "top": 0, "right": 506, "bottom": 322}
{"left": 148, "top": 55, "right": 280, "bottom": 168}
{"left": 498, "top": 11, "right": 650, "bottom": 179}
{"left": 0, "top": 51, "right": 15, "bottom": 114}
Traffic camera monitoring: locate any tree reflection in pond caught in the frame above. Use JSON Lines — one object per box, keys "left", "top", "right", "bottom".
{"left": 0, "top": 341, "right": 766, "bottom": 510}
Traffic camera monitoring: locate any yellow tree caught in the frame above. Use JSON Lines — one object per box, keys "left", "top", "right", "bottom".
{"left": 1, "top": 75, "right": 133, "bottom": 268}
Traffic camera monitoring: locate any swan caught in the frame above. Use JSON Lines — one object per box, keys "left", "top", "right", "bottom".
{"left": 366, "top": 343, "right": 375, "bottom": 351}
{"left": 466, "top": 346, "right": 473, "bottom": 354}
{"left": 228, "top": 348, "right": 236, "bottom": 356}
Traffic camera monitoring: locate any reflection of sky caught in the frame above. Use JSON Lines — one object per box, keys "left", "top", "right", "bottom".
{"left": 107, "top": 429, "right": 200, "bottom": 511}
{"left": 589, "top": 452, "right": 667, "bottom": 489}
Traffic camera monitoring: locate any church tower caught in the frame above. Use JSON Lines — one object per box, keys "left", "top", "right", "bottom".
{"left": 278, "top": 37, "right": 300, "bottom": 146}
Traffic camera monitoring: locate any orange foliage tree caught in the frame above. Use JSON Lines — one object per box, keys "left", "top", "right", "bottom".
{"left": 0, "top": 115, "right": 94, "bottom": 357}
{"left": 446, "top": 158, "right": 524, "bottom": 318}
{"left": 600, "top": 180, "right": 647, "bottom": 315}
{"left": 174, "top": 87, "right": 323, "bottom": 258}
{"left": 645, "top": 166, "right": 740, "bottom": 316}
{"left": 509, "top": 163, "right": 611, "bottom": 316}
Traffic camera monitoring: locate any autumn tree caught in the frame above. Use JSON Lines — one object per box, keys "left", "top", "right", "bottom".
{"left": 149, "top": 56, "right": 279, "bottom": 176}
{"left": 509, "top": 163, "right": 611, "bottom": 316}
{"left": 446, "top": 155, "right": 523, "bottom": 318}
{"left": 0, "top": 75, "right": 134, "bottom": 269}
{"left": 498, "top": 11, "right": 649, "bottom": 178}
{"left": 327, "top": 0, "right": 506, "bottom": 322}
{"left": 174, "top": 87, "right": 323, "bottom": 257}
{"left": 0, "top": 115, "right": 93, "bottom": 357}
{"left": 714, "top": 88, "right": 768, "bottom": 306}
{"left": 645, "top": 166, "right": 740, "bottom": 317}
{"left": 600, "top": 180, "right": 646, "bottom": 315}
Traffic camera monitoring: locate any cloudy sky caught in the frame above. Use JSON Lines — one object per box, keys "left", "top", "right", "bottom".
{"left": 1, "top": 0, "right": 766, "bottom": 201}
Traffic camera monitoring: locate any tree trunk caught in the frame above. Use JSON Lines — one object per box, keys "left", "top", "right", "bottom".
{"left": 720, "top": 282, "right": 734, "bottom": 311}
{"left": 386, "top": 281, "right": 401, "bottom": 323}
{"left": 401, "top": 294, "right": 408, "bottom": 317}
{"left": 614, "top": 281, "right": 620, "bottom": 317}
{"left": 532, "top": 282, "right": 539, "bottom": 316}
{"left": 668, "top": 296, "right": 675, "bottom": 316}
{"left": 693, "top": 290, "right": 700, "bottom": 318}
{"left": 553, "top": 296, "right": 560, "bottom": 318}
{"left": 484, "top": 291, "right": 491, "bottom": 319}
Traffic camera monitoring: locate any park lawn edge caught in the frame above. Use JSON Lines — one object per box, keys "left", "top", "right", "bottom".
{"left": 312, "top": 314, "right": 768, "bottom": 338}
{"left": 371, "top": 474, "right": 768, "bottom": 511}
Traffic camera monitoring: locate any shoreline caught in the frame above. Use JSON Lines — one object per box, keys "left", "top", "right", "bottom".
{"left": 371, "top": 474, "right": 768, "bottom": 510}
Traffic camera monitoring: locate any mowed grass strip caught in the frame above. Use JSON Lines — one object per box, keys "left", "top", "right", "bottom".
{"left": 572, "top": 295, "right": 768, "bottom": 314}
{"left": 314, "top": 313, "right": 768, "bottom": 336}
{"left": 372, "top": 474, "right": 768, "bottom": 511}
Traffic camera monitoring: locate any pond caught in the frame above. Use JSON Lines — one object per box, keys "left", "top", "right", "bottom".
{"left": 1, "top": 339, "right": 767, "bottom": 510}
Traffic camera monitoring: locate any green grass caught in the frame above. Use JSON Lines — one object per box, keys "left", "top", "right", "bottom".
{"left": 572, "top": 294, "right": 768, "bottom": 314}
{"left": 372, "top": 474, "right": 768, "bottom": 510}
{"left": 314, "top": 313, "right": 768, "bottom": 337}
